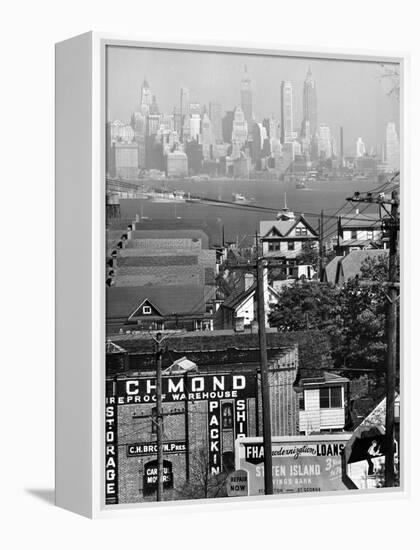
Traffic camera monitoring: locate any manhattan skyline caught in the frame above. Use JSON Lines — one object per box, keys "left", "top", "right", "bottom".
{"left": 107, "top": 45, "right": 399, "bottom": 153}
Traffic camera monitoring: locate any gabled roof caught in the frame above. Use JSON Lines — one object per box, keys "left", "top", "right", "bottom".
{"left": 106, "top": 285, "right": 207, "bottom": 319}
{"left": 222, "top": 283, "right": 280, "bottom": 310}
{"left": 324, "top": 255, "right": 343, "bottom": 283}
{"left": 340, "top": 249, "right": 388, "bottom": 282}
{"left": 260, "top": 216, "right": 318, "bottom": 239}
{"left": 324, "top": 249, "right": 388, "bottom": 285}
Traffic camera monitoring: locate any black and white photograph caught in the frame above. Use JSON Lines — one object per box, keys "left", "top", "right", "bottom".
{"left": 104, "top": 44, "right": 401, "bottom": 505}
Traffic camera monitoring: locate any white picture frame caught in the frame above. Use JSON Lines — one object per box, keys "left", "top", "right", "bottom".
{"left": 55, "top": 32, "right": 408, "bottom": 518}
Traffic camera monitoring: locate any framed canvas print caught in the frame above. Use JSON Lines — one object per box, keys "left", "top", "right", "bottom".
{"left": 55, "top": 33, "right": 406, "bottom": 518}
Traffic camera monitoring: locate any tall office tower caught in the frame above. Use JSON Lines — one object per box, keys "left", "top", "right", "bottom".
{"left": 209, "top": 102, "right": 223, "bottom": 142}
{"left": 356, "top": 137, "right": 366, "bottom": 157}
{"left": 340, "top": 126, "right": 344, "bottom": 166}
{"left": 201, "top": 113, "right": 213, "bottom": 159}
{"left": 189, "top": 103, "right": 201, "bottom": 116}
{"left": 173, "top": 107, "right": 182, "bottom": 135}
{"left": 302, "top": 68, "right": 318, "bottom": 137}
{"left": 180, "top": 87, "right": 190, "bottom": 120}
{"left": 241, "top": 65, "right": 253, "bottom": 124}
{"left": 280, "top": 81, "right": 294, "bottom": 144}
{"left": 251, "top": 123, "right": 263, "bottom": 163}
{"left": 232, "top": 106, "right": 248, "bottom": 146}
{"left": 182, "top": 115, "right": 191, "bottom": 142}
{"left": 160, "top": 114, "right": 174, "bottom": 131}
{"left": 318, "top": 123, "right": 332, "bottom": 158}
{"left": 385, "top": 122, "right": 400, "bottom": 171}
{"left": 130, "top": 112, "right": 147, "bottom": 139}
{"left": 222, "top": 110, "right": 234, "bottom": 143}
{"left": 149, "top": 95, "right": 160, "bottom": 115}
{"left": 140, "top": 78, "right": 153, "bottom": 115}
{"left": 147, "top": 114, "right": 162, "bottom": 136}
{"left": 300, "top": 119, "right": 311, "bottom": 156}
{"left": 190, "top": 114, "right": 201, "bottom": 141}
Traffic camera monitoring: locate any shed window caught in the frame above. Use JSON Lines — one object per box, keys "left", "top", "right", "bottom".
{"left": 320, "top": 386, "right": 342, "bottom": 408}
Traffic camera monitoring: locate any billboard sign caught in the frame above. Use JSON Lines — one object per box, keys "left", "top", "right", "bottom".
{"left": 106, "top": 372, "right": 256, "bottom": 405}
{"left": 236, "top": 434, "right": 352, "bottom": 495}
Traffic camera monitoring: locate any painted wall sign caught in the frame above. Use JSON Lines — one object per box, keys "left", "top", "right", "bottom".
{"left": 236, "top": 435, "right": 352, "bottom": 495}
{"left": 208, "top": 400, "right": 222, "bottom": 475}
{"left": 127, "top": 441, "right": 187, "bottom": 456}
{"left": 142, "top": 459, "right": 173, "bottom": 495}
{"left": 105, "top": 403, "right": 118, "bottom": 504}
{"left": 106, "top": 373, "right": 256, "bottom": 405}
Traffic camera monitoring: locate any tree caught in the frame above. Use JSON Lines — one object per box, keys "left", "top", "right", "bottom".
{"left": 175, "top": 447, "right": 228, "bottom": 500}
{"left": 295, "top": 241, "right": 319, "bottom": 270}
{"left": 269, "top": 254, "right": 393, "bottom": 374}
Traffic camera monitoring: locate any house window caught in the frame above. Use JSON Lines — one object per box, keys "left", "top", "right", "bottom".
{"left": 143, "top": 305, "right": 152, "bottom": 315}
{"left": 351, "top": 230, "right": 358, "bottom": 240}
{"left": 296, "top": 227, "right": 307, "bottom": 236}
{"left": 299, "top": 392, "right": 305, "bottom": 411}
{"left": 222, "top": 402, "right": 233, "bottom": 429}
{"left": 366, "top": 230, "right": 374, "bottom": 240}
{"left": 287, "top": 241, "right": 295, "bottom": 251}
{"left": 275, "top": 243, "right": 281, "bottom": 251}
{"left": 319, "top": 386, "right": 342, "bottom": 409}
{"left": 268, "top": 243, "right": 274, "bottom": 251}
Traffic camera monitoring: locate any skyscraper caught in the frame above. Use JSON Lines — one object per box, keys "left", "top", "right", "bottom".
{"left": 180, "top": 87, "right": 190, "bottom": 120}
{"left": 209, "top": 102, "right": 223, "bottom": 143}
{"left": 201, "top": 113, "right": 213, "bottom": 160}
{"left": 318, "top": 124, "right": 332, "bottom": 159}
{"left": 140, "top": 78, "right": 152, "bottom": 115}
{"left": 302, "top": 68, "right": 318, "bottom": 137}
{"left": 232, "top": 106, "right": 248, "bottom": 146}
{"left": 190, "top": 114, "right": 201, "bottom": 141}
{"left": 356, "top": 137, "right": 366, "bottom": 158}
{"left": 240, "top": 65, "right": 253, "bottom": 125}
{"left": 280, "top": 81, "right": 293, "bottom": 144}
{"left": 385, "top": 122, "right": 400, "bottom": 171}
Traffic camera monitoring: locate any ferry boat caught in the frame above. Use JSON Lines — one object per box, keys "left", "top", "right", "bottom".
{"left": 296, "top": 178, "right": 307, "bottom": 189}
{"left": 232, "top": 193, "right": 253, "bottom": 204}
{"left": 149, "top": 190, "right": 186, "bottom": 203}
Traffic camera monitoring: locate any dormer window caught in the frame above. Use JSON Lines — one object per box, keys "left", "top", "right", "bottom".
{"left": 143, "top": 305, "right": 152, "bottom": 315}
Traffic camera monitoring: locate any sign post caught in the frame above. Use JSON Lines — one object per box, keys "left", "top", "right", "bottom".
{"left": 226, "top": 469, "right": 249, "bottom": 497}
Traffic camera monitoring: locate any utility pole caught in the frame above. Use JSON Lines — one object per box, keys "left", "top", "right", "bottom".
{"left": 384, "top": 189, "right": 399, "bottom": 487}
{"left": 149, "top": 330, "right": 186, "bottom": 501}
{"left": 255, "top": 232, "right": 273, "bottom": 495}
{"left": 319, "top": 210, "right": 325, "bottom": 280}
{"left": 154, "top": 333, "right": 164, "bottom": 502}
{"left": 347, "top": 185, "right": 400, "bottom": 487}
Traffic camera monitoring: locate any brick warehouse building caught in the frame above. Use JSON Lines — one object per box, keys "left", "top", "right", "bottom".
{"left": 106, "top": 330, "right": 333, "bottom": 504}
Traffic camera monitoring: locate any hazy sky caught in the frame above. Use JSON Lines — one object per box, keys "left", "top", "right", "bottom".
{"left": 106, "top": 45, "right": 399, "bottom": 156}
